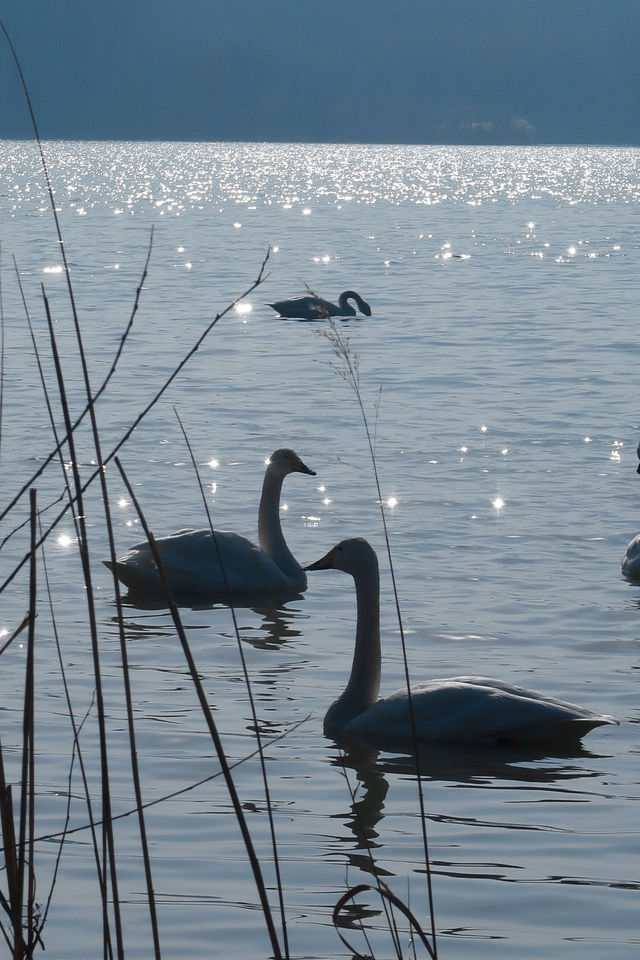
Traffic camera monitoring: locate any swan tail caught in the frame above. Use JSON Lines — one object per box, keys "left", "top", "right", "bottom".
{"left": 499, "top": 713, "right": 619, "bottom": 745}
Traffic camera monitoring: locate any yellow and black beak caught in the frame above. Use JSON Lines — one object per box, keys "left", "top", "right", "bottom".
{"left": 305, "top": 544, "right": 337, "bottom": 572}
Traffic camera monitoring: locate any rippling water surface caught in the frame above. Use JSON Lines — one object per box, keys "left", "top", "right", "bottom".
{"left": 0, "top": 142, "right": 639, "bottom": 959}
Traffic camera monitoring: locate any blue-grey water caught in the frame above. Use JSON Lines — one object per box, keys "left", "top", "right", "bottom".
{"left": 0, "top": 142, "right": 639, "bottom": 958}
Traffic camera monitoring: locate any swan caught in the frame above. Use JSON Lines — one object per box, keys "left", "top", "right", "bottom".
{"left": 106, "top": 448, "right": 316, "bottom": 599}
{"left": 267, "top": 290, "right": 372, "bottom": 320}
{"left": 620, "top": 440, "right": 640, "bottom": 580}
{"left": 306, "top": 538, "right": 617, "bottom": 746}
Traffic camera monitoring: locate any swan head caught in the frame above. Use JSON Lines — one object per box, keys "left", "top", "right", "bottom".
{"left": 636, "top": 438, "right": 640, "bottom": 473}
{"left": 306, "top": 537, "right": 378, "bottom": 577}
{"left": 266, "top": 448, "right": 316, "bottom": 478}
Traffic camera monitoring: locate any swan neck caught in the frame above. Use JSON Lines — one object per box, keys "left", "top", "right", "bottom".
{"left": 337, "top": 292, "right": 357, "bottom": 315}
{"left": 341, "top": 559, "right": 381, "bottom": 714}
{"left": 258, "top": 468, "right": 302, "bottom": 581}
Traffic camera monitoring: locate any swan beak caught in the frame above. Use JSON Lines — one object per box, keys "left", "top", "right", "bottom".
{"left": 362, "top": 301, "right": 372, "bottom": 317}
{"left": 636, "top": 462, "right": 640, "bottom": 475}
{"left": 304, "top": 544, "right": 337, "bottom": 571}
{"left": 295, "top": 458, "right": 316, "bottom": 476}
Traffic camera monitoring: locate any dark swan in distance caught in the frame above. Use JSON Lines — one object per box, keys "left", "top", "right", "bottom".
{"left": 307, "top": 538, "right": 617, "bottom": 747}
{"left": 105, "top": 449, "right": 316, "bottom": 600}
{"left": 267, "top": 290, "right": 372, "bottom": 320}
{"left": 620, "top": 439, "right": 640, "bottom": 580}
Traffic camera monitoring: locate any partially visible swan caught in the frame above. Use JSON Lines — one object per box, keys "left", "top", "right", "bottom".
{"left": 307, "top": 538, "right": 617, "bottom": 746}
{"left": 106, "top": 449, "right": 316, "bottom": 599}
{"left": 621, "top": 440, "right": 640, "bottom": 580}
{"left": 267, "top": 291, "right": 372, "bottom": 320}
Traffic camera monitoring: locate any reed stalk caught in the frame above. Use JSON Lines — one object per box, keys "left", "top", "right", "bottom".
{"left": 114, "top": 456, "right": 286, "bottom": 960}
{"left": 0, "top": 242, "right": 5, "bottom": 463}
{"left": 173, "top": 409, "right": 290, "bottom": 957}
{"left": 40, "top": 289, "right": 123, "bottom": 957}
{"left": 321, "top": 317, "right": 439, "bottom": 958}
{"left": 0, "top": 491, "right": 38, "bottom": 959}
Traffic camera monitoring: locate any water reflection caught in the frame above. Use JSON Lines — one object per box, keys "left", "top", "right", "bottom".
{"left": 336, "top": 737, "right": 612, "bottom": 788}
{"left": 328, "top": 739, "right": 614, "bottom": 883}
{"left": 240, "top": 606, "right": 305, "bottom": 650}
{"left": 109, "top": 597, "right": 306, "bottom": 650}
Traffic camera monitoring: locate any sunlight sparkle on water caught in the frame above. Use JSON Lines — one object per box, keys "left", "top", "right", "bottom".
{"left": 235, "top": 302, "right": 252, "bottom": 315}
{"left": 492, "top": 497, "right": 505, "bottom": 511}
{"left": 57, "top": 534, "right": 73, "bottom": 548}
{"left": 117, "top": 498, "right": 128, "bottom": 508}
{"left": 386, "top": 497, "right": 398, "bottom": 509}
{"left": 610, "top": 440, "right": 623, "bottom": 462}
{"left": 208, "top": 458, "right": 219, "bottom": 469}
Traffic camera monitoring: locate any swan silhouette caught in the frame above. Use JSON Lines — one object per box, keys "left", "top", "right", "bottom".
{"left": 620, "top": 440, "right": 640, "bottom": 580}
{"left": 267, "top": 290, "right": 372, "bottom": 320}
{"left": 106, "top": 449, "right": 316, "bottom": 599}
{"left": 307, "top": 538, "right": 617, "bottom": 746}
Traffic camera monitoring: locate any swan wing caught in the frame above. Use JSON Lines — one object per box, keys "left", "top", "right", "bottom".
{"left": 349, "top": 676, "right": 617, "bottom": 745}
{"left": 267, "top": 295, "right": 345, "bottom": 319}
{"left": 267, "top": 296, "right": 326, "bottom": 319}
{"left": 108, "top": 528, "right": 293, "bottom": 596}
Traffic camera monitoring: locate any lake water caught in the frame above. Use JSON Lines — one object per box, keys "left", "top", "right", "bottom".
{"left": 0, "top": 141, "right": 639, "bottom": 959}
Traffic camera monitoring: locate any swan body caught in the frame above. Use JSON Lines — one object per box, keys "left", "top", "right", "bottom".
{"left": 106, "top": 448, "right": 315, "bottom": 599}
{"left": 267, "top": 290, "right": 372, "bottom": 320}
{"left": 621, "top": 533, "right": 640, "bottom": 580}
{"left": 621, "top": 440, "right": 640, "bottom": 580}
{"left": 307, "top": 538, "right": 617, "bottom": 746}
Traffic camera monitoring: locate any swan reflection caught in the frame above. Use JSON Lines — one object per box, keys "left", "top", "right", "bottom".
{"left": 109, "top": 599, "right": 306, "bottom": 651}
{"left": 328, "top": 738, "right": 614, "bottom": 884}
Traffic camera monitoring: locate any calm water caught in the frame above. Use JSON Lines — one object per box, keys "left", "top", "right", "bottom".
{"left": 1, "top": 142, "right": 639, "bottom": 958}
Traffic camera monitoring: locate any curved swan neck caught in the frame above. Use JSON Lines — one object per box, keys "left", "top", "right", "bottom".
{"left": 327, "top": 553, "right": 381, "bottom": 730}
{"left": 258, "top": 467, "right": 301, "bottom": 579}
{"left": 337, "top": 292, "right": 357, "bottom": 316}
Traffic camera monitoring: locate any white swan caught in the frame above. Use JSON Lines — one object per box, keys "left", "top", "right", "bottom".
{"left": 267, "top": 290, "right": 372, "bottom": 320}
{"left": 307, "top": 538, "right": 617, "bottom": 746}
{"left": 620, "top": 440, "right": 640, "bottom": 580}
{"left": 107, "top": 449, "right": 316, "bottom": 599}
